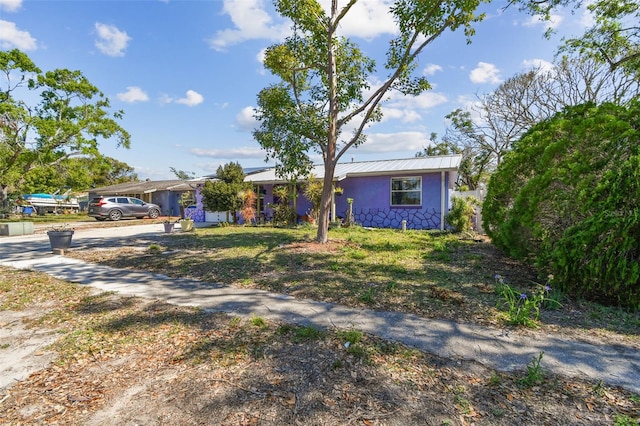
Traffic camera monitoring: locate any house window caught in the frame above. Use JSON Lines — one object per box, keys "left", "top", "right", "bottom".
{"left": 391, "top": 177, "right": 421, "bottom": 206}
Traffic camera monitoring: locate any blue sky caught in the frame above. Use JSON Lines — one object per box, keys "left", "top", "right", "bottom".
{"left": 1, "top": 0, "right": 592, "bottom": 180}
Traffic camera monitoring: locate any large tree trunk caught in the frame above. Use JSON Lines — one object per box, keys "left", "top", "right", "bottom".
{"left": 316, "top": 0, "right": 339, "bottom": 244}
{"left": 316, "top": 160, "right": 336, "bottom": 243}
{"left": 0, "top": 185, "right": 9, "bottom": 211}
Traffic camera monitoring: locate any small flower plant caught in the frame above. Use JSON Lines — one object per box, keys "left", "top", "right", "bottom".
{"left": 48, "top": 223, "right": 74, "bottom": 232}
{"left": 163, "top": 215, "right": 179, "bottom": 224}
{"left": 494, "top": 274, "right": 561, "bottom": 328}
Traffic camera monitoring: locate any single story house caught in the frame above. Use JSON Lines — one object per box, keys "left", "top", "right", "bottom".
{"left": 88, "top": 179, "right": 203, "bottom": 218}
{"left": 188, "top": 155, "right": 461, "bottom": 230}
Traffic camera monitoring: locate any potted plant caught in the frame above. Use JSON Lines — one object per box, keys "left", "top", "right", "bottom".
{"left": 179, "top": 218, "right": 194, "bottom": 232}
{"left": 47, "top": 223, "right": 74, "bottom": 252}
{"left": 163, "top": 217, "right": 175, "bottom": 233}
{"left": 178, "top": 191, "right": 196, "bottom": 220}
{"left": 180, "top": 197, "right": 196, "bottom": 232}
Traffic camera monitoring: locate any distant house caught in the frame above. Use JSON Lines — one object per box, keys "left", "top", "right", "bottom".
{"left": 88, "top": 179, "right": 203, "bottom": 218}
{"left": 188, "top": 155, "right": 461, "bottom": 230}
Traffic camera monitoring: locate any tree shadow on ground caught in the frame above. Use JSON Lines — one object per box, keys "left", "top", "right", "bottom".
{"left": 67, "top": 229, "right": 640, "bottom": 339}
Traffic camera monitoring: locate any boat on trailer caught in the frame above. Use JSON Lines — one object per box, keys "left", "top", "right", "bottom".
{"left": 22, "top": 193, "right": 80, "bottom": 214}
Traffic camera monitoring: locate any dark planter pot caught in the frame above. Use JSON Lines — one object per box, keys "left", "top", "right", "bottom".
{"left": 163, "top": 223, "right": 175, "bottom": 233}
{"left": 47, "top": 230, "right": 74, "bottom": 251}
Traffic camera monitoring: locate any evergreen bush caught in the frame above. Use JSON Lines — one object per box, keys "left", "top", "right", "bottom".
{"left": 446, "top": 196, "right": 478, "bottom": 233}
{"left": 483, "top": 101, "right": 640, "bottom": 308}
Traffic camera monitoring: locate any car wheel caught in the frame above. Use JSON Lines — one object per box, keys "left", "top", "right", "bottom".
{"left": 148, "top": 208, "right": 160, "bottom": 219}
{"left": 109, "top": 209, "right": 123, "bottom": 221}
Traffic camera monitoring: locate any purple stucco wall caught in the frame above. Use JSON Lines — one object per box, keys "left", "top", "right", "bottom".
{"left": 188, "top": 184, "right": 206, "bottom": 222}
{"left": 332, "top": 173, "right": 445, "bottom": 229}
{"left": 194, "top": 172, "right": 451, "bottom": 229}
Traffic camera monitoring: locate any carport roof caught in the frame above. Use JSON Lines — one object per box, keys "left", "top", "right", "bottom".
{"left": 90, "top": 179, "right": 205, "bottom": 195}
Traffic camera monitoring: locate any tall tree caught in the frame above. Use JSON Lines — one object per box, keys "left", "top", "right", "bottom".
{"left": 254, "top": 0, "right": 486, "bottom": 243}
{"left": 442, "top": 54, "right": 639, "bottom": 188}
{"left": 91, "top": 156, "right": 138, "bottom": 186}
{"left": 415, "top": 132, "right": 460, "bottom": 157}
{"left": 214, "top": 161, "right": 245, "bottom": 184}
{"left": 18, "top": 155, "right": 137, "bottom": 195}
{"left": 514, "top": 0, "right": 639, "bottom": 76}
{"left": 414, "top": 133, "right": 482, "bottom": 190}
{"left": 170, "top": 167, "right": 196, "bottom": 180}
{"left": 200, "top": 162, "right": 247, "bottom": 223}
{"left": 0, "top": 49, "right": 130, "bottom": 208}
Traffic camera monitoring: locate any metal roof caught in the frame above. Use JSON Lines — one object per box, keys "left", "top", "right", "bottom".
{"left": 201, "top": 166, "right": 272, "bottom": 180}
{"left": 244, "top": 155, "right": 462, "bottom": 184}
{"left": 88, "top": 156, "right": 461, "bottom": 193}
{"left": 90, "top": 179, "right": 205, "bottom": 195}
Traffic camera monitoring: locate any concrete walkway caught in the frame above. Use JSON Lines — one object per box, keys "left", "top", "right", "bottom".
{"left": 1, "top": 224, "right": 639, "bottom": 393}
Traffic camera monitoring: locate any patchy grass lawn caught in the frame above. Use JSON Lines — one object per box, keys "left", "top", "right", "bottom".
{"left": 68, "top": 225, "right": 640, "bottom": 345}
{"left": 1, "top": 267, "right": 639, "bottom": 425}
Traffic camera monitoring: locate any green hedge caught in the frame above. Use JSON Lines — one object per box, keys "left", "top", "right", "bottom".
{"left": 483, "top": 101, "right": 640, "bottom": 308}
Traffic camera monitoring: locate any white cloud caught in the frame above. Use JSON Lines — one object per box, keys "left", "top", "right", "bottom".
{"left": 522, "top": 58, "right": 554, "bottom": 73}
{"left": 329, "top": 0, "right": 397, "bottom": 39}
{"left": 522, "top": 13, "right": 563, "bottom": 30}
{"left": 455, "top": 94, "right": 478, "bottom": 109}
{"left": 207, "top": 0, "right": 289, "bottom": 51}
{"left": 546, "top": 13, "right": 564, "bottom": 29}
{"left": 0, "top": 20, "right": 36, "bottom": 50}
{"left": 256, "top": 48, "right": 268, "bottom": 75}
{"left": 336, "top": 78, "right": 449, "bottom": 134}
{"left": 423, "top": 63, "right": 443, "bottom": 76}
{"left": 452, "top": 95, "right": 484, "bottom": 126}
{"left": 209, "top": 0, "right": 397, "bottom": 51}
{"left": 387, "top": 91, "right": 448, "bottom": 110}
{"left": 176, "top": 90, "right": 204, "bottom": 106}
{"left": 236, "top": 106, "right": 258, "bottom": 131}
{"left": 522, "top": 15, "right": 543, "bottom": 28}
{"left": 469, "top": 62, "right": 502, "bottom": 84}
{"left": 363, "top": 77, "right": 448, "bottom": 115}
{"left": 159, "top": 94, "right": 174, "bottom": 105}
{"left": 256, "top": 48, "right": 267, "bottom": 64}
{"left": 381, "top": 108, "right": 422, "bottom": 123}
{"left": 578, "top": 1, "right": 596, "bottom": 28}
{"left": 190, "top": 146, "right": 264, "bottom": 159}
{"left": 351, "top": 131, "right": 432, "bottom": 154}
{"left": 94, "top": 23, "right": 131, "bottom": 57}
{"left": 0, "top": 0, "right": 21, "bottom": 12}
{"left": 401, "top": 110, "right": 423, "bottom": 123}
{"left": 117, "top": 86, "right": 149, "bottom": 103}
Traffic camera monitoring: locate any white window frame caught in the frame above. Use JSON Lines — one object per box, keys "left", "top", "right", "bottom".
{"left": 390, "top": 176, "right": 422, "bottom": 206}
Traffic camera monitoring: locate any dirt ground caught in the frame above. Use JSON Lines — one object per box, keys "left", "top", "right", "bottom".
{"left": 1, "top": 287, "right": 638, "bottom": 425}
{"left": 1, "top": 223, "right": 638, "bottom": 425}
